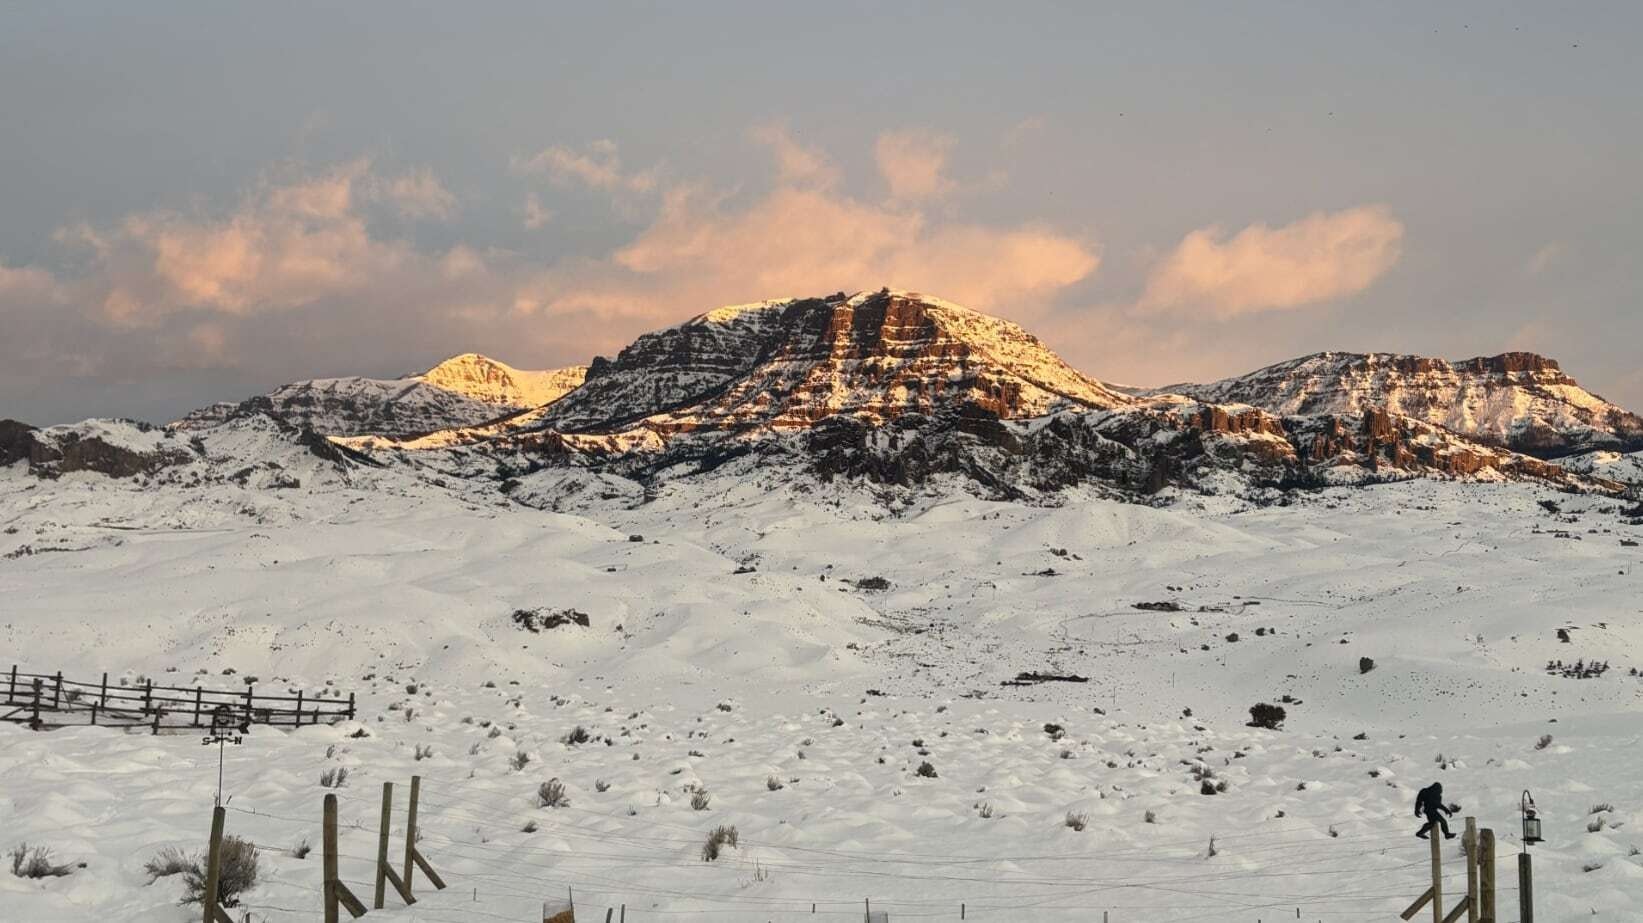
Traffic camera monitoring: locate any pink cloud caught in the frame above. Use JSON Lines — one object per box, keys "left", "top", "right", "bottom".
{"left": 875, "top": 128, "right": 956, "bottom": 201}
{"left": 1139, "top": 205, "right": 1404, "bottom": 318}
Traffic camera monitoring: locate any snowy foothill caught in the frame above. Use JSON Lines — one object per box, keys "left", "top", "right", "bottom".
{"left": 2, "top": 449, "right": 1641, "bottom": 922}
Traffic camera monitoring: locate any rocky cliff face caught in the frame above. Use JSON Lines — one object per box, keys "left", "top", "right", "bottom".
{"left": 1173, "top": 351, "right": 1643, "bottom": 458}
{"left": 172, "top": 356, "right": 586, "bottom": 438}
{"left": 542, "top": 290, "right": 1126, "bottom": 435}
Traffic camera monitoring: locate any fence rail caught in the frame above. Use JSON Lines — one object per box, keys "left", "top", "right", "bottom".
{"left": 2, "top": 665, "right": 355, "bottom": 733}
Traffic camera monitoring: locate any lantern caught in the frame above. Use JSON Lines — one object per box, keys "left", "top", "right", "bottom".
{"left": 1521, "top": 790, "right": 1543, "bottom": 845}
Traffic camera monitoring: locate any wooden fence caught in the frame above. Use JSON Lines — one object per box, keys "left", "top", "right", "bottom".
{"left": 2, "top": 665, "right": 354, "bottom": 733}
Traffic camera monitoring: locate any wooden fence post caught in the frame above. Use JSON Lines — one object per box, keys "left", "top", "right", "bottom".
{"left": 1478, "top": 829, "right": 1495, "bottom": 923}
{"left": 99, "top": 672, "right": 108, "bottom": 708}
{"left": 1431, "top": 826, "right": 1443, "bottom": 923}
{"left": 1518, "top": 852, "right": 1533, "bottom": 923}
{"left": 296, "top": 691, "right": 305, "bottom": 728}
{"left": 194, "top": 687, "right": 204, "bottom": 726}
{"left": 323, "top": 792, "right": 367, "bottom": 923}
{"left": 373, "top": 781, "right": 415, "bottom": 908}
{"left": 6, "top": 665, "right": 15, "bottom": 705}
{"left": 30, "top": 678, "right": 42, "bottom": 729}
{"left": 202, "top": 805, "right": 224, "bottom": 923}
{"left": 347, "top": 691, "right": 356, "bottom": 720}
{"left": 200, "top": 805, "right": 234, "bottom": 923}
{"left": 400, "top": 775, "right": 445, "bottom": 896}
{"left": 143, "top": 678, "right": 153, "bottom": 714}
{"left": 1464, "top": 818, "right": 1478, "bottom": 923}
{"left": 52, "top": 671, "right": 62, "bottom": 708}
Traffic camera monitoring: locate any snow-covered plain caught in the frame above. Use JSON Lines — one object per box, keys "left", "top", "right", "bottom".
{"left": 2, "top": 453, "right": 1641, "bottom": 922}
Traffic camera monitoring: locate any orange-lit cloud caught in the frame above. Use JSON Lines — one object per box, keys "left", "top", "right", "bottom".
{"left": 511, "top": 139, "right": 659, "bottom": 194}
{"left": 875, "top": 128, "right": 956, "bottom": 201}
{"left": 1139, "top": 205, "right": 1403, "bottom": 318}
{"left": 751, "top": 123, "right": 840, "bottom": 189}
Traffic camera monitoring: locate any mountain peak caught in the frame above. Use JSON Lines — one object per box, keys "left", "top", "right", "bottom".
{"left": 1176, "top": 349, "right": 1641, "bottom": 456}
{"left": 543, "top": 288, "right": 1128, "bottom": 434}
{"left": 417, "top": 353, "right": 586, "bottom": 408}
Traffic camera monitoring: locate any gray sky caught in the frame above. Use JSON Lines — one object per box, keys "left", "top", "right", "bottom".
{"left": 2, "top": 2, "right": 1640, "bottom": 424}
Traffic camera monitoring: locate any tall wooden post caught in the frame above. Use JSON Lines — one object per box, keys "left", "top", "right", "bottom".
{"left": 1463, "top": 818, "right": 1479, "bottom": 922}
{"left": 193, "top": 687, "right": 203, "bottom": 726}
{"left": 374, "top": 782, "right": 393, "bottom": 909}
{"left": 6, "top": 665, "right": 15, "bottom": 705}
{"left": 52, "top": 671, "right": 62, "bottom": 708}
{"left": 296, "top": 691, "right": 305, "bottom": 727}
{"left": 1518, "top": 853, "right": 1533, "bottom": 923}
{"left": 1430, "top": 827, "right": 1444, "bottom": 923}
{"left": 1478, "top": 829, "right": 1495, "bottom": 923}
{"left": 324, "top": 793, "right": 341, "bottom": 923}
{"left": 202, "top": 805, "right": 226, "bottom": 923}
{"left": 99, "top": 672, "right": 109, "bottom": 708}
{"left": 403, "top": 775, "right": 420, "bottom": 897}
{"left": 30, "top": 678, "right": 42, "bottom": 728}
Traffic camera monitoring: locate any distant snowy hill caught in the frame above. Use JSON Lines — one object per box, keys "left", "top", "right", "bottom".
{"left": 1169, "top": 351, "right": 1643, "bottom": 458}
{"left": 171, "top": 353, "right": 586, "bottom": 438}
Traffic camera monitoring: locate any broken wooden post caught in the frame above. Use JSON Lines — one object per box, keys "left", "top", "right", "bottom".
{"left": 323, "top": 792, "right": 367, "bottom": 922}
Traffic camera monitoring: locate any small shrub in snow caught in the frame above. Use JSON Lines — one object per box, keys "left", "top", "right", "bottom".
{"left": 319, "top": 767, "right": 349, "bottom": 788}
{"left": 977, "top": 802, "right": 995, "bottom": 819}
{"left": 1583, "top": 861, "right": 1604, "bottom": 873}
{"left": 510, "top": 750, "right": 530, "bottom": 771}
{"left": 1590, "top": 803, "right": 1615, "bottom": 814}
{"left": 180, "top": 836, "right": 258, "bottom": 907}
{"left": 561, "top": 726, "right": 592, "bottom": 747}
{"left": 766, "top": 776, "right": 785, "bottom": 791}
{"left": 1144, "top": 810, "right": 1158, "bottom": 824}
{"left": 915, "top": 761, "right": 938, "bottom": 778}
{"left": 1043, "top": 723, "right": 1065, "bottom": 740}
{"left": 290, "top": 838, "right": 311, "bottom": 860}
{"left": 521, "top": 820, "right": 539, "bottom": 833}
{"left": 1064, "top": 812, "right": 1088, "bottom": 832}
{"left": 595, "top": 779, "right": 611, "bottom": 793}
{"left": 537, "top": 779, "right": 569, "bottom": 808}
{"left": 1588, "top": 817, "right": 1606, "bottom": 833}
{"left": 9, "top": 844, "right": 73, "bottom": 879}
{"left": 1535, "top": 734, "right": 1554, "bottom": 750}
{"left": 691, "top": 789, "right": 712, "bottom": 811}
{"left": 1205, "top": 835, "right": 1218, "bottom": 858}
{"left": 701, "top": 825, "right": 738, "bottom": 861}
{"left": 413, "top": 744, "right": 433, "bottom": 761}
{"left": 1247, "top": 703, "right": 1285, "bottom": 730}
{"left": 144, "top": 847, "right": 190, "bottom": 882}
{"left": 1358, "top": 657, "right": 1376, "bottom": 674}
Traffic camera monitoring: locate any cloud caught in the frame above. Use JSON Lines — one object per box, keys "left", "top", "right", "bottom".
{"left": 751, "top": 123, "right": 839, "bottom": 189}
{"left": 1138, "top": 206, "right": 1403, "bottom": 318}
{"left": 522, "top": 192, "right": 553, "bottom": 230}
{"left": 512, "top": 139, "right": 659, "bottom": 194}
{"left": 3, "top": 133, "right": 1100, "bottom": 423}
{"left": 875, "top": 129, "right": 957, "bottom": 202}
{"left": 379, "top": 168, "right": 456, "bottom": 219}
{"left": 1524, "top": 241, "right": 1565, "bottom": 276}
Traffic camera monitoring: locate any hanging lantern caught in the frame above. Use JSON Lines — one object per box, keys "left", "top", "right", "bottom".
{"left": 1521, "top": 790, "right": 1543, "bottom": 845}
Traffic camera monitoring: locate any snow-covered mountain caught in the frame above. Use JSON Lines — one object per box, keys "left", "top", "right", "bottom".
{"left": 171, "top": 353, "right": 586, "bottom": 438}
{"left": 10, "top": 290, "right": 1639, "bottom": 498}
{"left": 1170, "top": 351, "right": 1643, "bottom": 458}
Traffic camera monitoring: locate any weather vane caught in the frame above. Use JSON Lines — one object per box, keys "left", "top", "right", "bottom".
{"left": 202, "top": 703, "right": 250, "bottom": 807}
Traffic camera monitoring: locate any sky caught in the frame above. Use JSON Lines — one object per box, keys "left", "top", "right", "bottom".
{"left": 2, "top": 2, "right": 1640, "bottom": 425}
